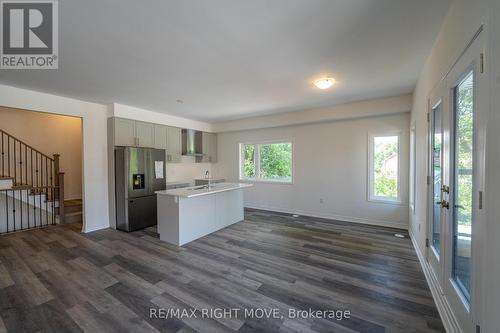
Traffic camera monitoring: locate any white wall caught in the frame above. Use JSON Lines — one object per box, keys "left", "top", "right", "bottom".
{"left": 215, "top": 111, "right": 410, "bottom": 229}
{"left": 0, "top": 84, "right": 109, "bottom": 233}
{"left": 0, "top": 106, "right": 82, "bottom": 200}
{"left": 410, "top": 0, "right": 500, "bottom": 331}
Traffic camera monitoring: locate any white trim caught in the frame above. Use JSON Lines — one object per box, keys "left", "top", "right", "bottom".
{"left": 409, "top": 122, "right": 417, "bottom": 214}
{"left": 81, "top": 224, "right": 105, "bottom": 233}
{"left": 244, "top": 203, "right": 408, "bottom": 230}
{"left": 409, "top": 228, "right": 462, "bottom": 333}
{"left": 367, "top": 131, "right": 403, "bottom": 204}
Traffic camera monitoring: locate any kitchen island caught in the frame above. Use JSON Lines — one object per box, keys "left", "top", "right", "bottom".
{"left": 155, "top": 182, "right": 252, "bottom": 246}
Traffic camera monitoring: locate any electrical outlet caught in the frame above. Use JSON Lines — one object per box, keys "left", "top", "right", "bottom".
{"left": 319, "top": 198, "right": 324, "bottom": 204}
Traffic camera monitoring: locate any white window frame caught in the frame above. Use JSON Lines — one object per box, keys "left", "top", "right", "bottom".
{"left": 367, "top": 131, "right": 403, "bottom": 204}
{"left": 239, "top": 140, "right": 294, "bottom": 184}
{"left": 409, "top": 123, "right": 417, "bottom": 213}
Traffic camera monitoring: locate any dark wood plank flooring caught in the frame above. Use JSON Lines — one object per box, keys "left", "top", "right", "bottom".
{"left": 0, "top": 208, "right": 444, "bottom": 332}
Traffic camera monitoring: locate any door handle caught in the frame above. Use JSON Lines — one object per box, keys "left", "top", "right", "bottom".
{"left": 441, "top": 185, "right": 450, "bottom": 193}
{"left": 454, "top": 204, "right": 465, "bottom": 210}
{"left": 436, "top": 200, "right": 449, "bottom": 209}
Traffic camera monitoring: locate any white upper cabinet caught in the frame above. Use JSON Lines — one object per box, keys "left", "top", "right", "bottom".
{"left": 200, "top": 132, "right": 217, "bottom": 163}
{"left": 114, "top": 118, "right": 136, "bottom": 146}
{"left": 135, "top": 121, "right": 155, "bottom": 147}
{"left": 112, "top": 118, "right": 212, "bottom": 164}
{"left": 154, "top": 124, "right": 168, "bottom": 149}
{"left": 113, "top": 118, "right": 158, "bottom": 149}
{"left": 167, "top": 126, "right": 182, "bottom": 163}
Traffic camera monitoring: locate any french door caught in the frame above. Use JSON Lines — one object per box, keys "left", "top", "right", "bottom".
{"left": 427, "top": 31, "right": 486, "bottom": 332}
{"left": 428, "top": 84, "right": 447, "bottom": 290}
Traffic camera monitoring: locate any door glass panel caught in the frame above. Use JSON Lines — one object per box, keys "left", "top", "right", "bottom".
{"left": 452, "top": 71, "right": 474, "bottom": 301}
{"left": 431, "top": 103, "right": 442, "bottom": 254}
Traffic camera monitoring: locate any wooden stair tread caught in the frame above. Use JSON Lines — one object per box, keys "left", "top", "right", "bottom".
{"left": 65, "top": 211, "right": 82, "bottom": 217}
{"left": 64, "top": 199, "right": 82, "bottom": 206}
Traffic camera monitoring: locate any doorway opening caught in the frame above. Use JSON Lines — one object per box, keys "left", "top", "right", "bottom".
{"left": 0, "top": 106, "right": 83, "bottom": 233}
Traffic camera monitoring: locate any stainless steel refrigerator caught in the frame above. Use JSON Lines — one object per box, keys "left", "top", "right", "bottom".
{"left": 115, "top": 147, "right": 166, "bottom": 232}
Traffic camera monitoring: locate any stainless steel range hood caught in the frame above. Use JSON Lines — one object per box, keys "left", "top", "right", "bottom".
{"left": 181, "top": 129, "right": 203, "bottom": 156}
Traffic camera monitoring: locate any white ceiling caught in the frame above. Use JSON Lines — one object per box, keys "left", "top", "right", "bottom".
{"left": 0, "top": 0, "right": 450, "bottom": 122}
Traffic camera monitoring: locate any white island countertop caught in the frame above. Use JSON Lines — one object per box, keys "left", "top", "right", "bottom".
{"left": 156, "top": 182, "right": 252, "bottom": 198}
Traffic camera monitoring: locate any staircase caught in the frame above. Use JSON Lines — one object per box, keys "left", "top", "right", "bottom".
{"left": 0, "top": 128, "right": 65, "bottom": 234}
{"left": 64, "top": 199, "right": 82, "bottom": 224}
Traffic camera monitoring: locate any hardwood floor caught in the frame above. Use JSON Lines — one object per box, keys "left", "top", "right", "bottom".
{"left": 0, "top": 208, "right": 444, "bottom": 332}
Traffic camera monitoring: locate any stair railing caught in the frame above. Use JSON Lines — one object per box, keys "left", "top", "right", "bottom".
{"left": 0, "top": 129, "right": 65, "bottom": 233}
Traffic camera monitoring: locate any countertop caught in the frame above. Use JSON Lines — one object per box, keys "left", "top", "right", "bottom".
{"left": 156, "top": 182, "right": 252, "bottom": 198}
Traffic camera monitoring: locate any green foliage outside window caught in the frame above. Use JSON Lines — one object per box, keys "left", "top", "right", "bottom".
{"left": 373, "top": 136, "right": 399, "bottom": 198}
{"left": 455, "top": 73, "right": 473, "bottom": 227}
{"left": 242, "top": 143, "right": 292, "bottom": 182}
{"left": 243, "top": 145, "right": 255, "bottom": 178}
{"left": 259, "top": 143, "right": 292, "bottom": 180}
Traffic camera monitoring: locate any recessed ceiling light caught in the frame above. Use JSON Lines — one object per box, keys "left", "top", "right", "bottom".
{"left": 314, "top": 78, "right": 335, "bottom": 90}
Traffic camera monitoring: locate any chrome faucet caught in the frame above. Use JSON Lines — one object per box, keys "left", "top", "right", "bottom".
{"left": 205, "top": 170, "right": 211, "bottom": 189}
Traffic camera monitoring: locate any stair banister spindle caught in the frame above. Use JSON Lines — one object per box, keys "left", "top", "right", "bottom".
{"left": 7, "top": 136, "right": 10, "bottom": 177}
{"left": 20, "top": 147, "right": 23, "bottom": 228}
{"left": 19, "top": 141, "right": 21, "bottom": 184}
{"left": 58, "top": 172, "right": 65, "bottom": 224}
{"left": 45, "top": 156, "right": 48, "bottom": 225}
{"left": 1, "top": 132, "right": 4, "bottom": 176}
{"left": 13, "top": 139, "right": 16, "bottom": 184}
{"left": 5, "top": 190, "right": 8, "bottom": 232}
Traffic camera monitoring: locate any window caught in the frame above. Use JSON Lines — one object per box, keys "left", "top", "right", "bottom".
{"left": 368, "top": 133, "right": 401, "bottom": 203}
{"left": 409, "top": 123, "right": 416, "bottom": 213}
{"left": 452, "top": 70, "right": 474, "bottom": 301}
{"left": 239, "top": 142, "right": 293, "bottom": 183}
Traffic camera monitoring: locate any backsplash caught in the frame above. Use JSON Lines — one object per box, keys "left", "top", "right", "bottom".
{"left": 165, "top": 155, "right": 213, "bottom": 182}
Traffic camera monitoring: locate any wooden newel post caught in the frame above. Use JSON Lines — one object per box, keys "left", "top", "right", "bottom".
{"left": 58, "top": 172, "right": 65, "bottom": 223}
{"left": 53, "top": 154, "right": 60, "bottom": 187}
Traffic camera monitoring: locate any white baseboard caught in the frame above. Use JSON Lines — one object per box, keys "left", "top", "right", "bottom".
{"left": 409, "top": 229, "right": 462, "bottom": 333}
{"left": 81, "top": 224, "right": 107, "bottom": 233}
{"left": 244, "top": 203, "right": 408, "bottom": 230}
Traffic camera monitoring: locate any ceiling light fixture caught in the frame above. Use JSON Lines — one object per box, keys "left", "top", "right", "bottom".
{"left": 314, "top": 78, "right": 335, "bottom": 90}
